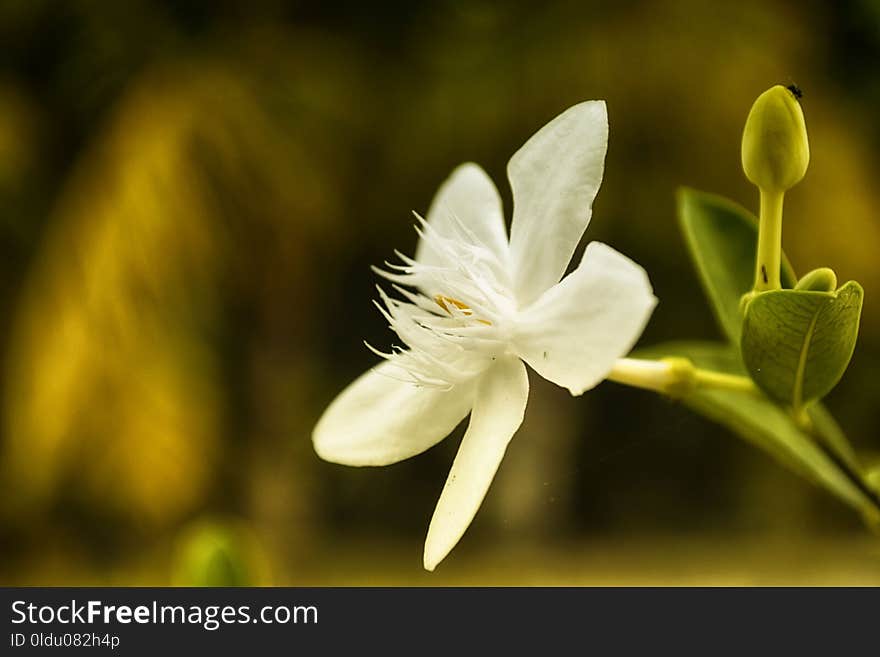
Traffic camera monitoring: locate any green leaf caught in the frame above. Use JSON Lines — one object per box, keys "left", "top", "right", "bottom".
{"left": 807, "top": 402, "right": 860, "bottom": 473}
{"left": 634, "top": 341, "right": 880, "bottom": 521}
{"left": 677, "top": 188, "right": 796, "bottom": 343}
{"left": 740, "top": 282, "right": 863, "bottom": 407}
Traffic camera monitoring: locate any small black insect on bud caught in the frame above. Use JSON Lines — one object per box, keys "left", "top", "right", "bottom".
{"left": 786, "top": 83, "right": 803, "bottom": 99}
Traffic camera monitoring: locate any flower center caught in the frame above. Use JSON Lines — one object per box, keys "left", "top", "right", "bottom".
{"left": 434, "top": 294, "right": 471, "bottom": 314}
{"left": 367, "top": 213, "right": 513, "bottom": 387}
{"left": 434, "top": 294, "right": 492, "bottom": 325}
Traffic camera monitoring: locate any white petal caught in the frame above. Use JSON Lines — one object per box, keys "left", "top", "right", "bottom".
{"left": 507, "top": 101, "right": 608, "bottom": 307}
{"left": 513, "top": 242, "right": 657, "bottom": 396}
{"left": 415, "top": 163, "right": 509, "bottom": 269}
{"left": 423, "top": 356, "right": 529, "bottom": 570}
{"left": 313, "top": 360, "right": 475, "bottom": 466}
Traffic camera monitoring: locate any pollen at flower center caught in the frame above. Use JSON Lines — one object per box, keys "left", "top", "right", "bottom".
{"left": 433, "top": 294, "right": 470, "bottom": 313}
{"left": 434, "top": 294, "right": 492, "bottom": 325}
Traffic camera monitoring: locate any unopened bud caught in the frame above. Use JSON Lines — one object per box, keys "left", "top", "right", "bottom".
{"left": 795, "top": 267, "right": 837, "bottom": 292}
{"left": 742, "top": 85, "right": 810, "bottom": 193}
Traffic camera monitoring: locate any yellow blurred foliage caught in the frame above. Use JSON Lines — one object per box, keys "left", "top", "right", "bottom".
{"left": 2, "top": 62, "right": 325, "bottom": 525}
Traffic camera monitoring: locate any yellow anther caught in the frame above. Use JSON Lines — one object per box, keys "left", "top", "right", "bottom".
{"left": 435, "top": 294, "right": 472, "bottom": 314}
{"left": 434, "top": 295, "right": 491, "bottom": 325}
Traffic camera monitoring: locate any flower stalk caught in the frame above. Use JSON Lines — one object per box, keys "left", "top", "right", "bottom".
{"left": 607, "top": 357, "right": 759, "bottom": 398}
{"left": 754, "top": 188, "right": 784, "bottom": 291}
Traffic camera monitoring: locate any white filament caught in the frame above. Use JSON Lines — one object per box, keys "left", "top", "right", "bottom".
{"left": 369, "top": 212, "right": 516, "bottom": 388}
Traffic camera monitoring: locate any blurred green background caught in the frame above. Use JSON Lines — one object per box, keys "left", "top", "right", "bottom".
{"left": 1, "top": 0, "right": 880, "bottom": 585}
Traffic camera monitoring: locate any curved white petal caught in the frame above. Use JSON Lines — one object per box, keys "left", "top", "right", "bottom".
{"left": 513, "top": 242, "right": 657, "bottom": 396}
{"left": 507, "top": 101, "right": 608, "bottom": 307}
{"left": 415, "top": 163, "right": 509, "bottom": 270}
{"left": 423, "top": 356, "right": 529, "bottom": 571}
{"left": 313, "top": 360, "right": 475, "bottom": 467}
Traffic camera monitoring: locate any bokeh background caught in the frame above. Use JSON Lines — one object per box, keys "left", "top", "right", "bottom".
{"left": 1, "top": 0, "right": 880, "bottom": 585}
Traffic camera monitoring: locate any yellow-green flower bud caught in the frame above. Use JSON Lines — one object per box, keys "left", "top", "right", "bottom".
{"left": 741, "top": 85, "right": 810, "bottom": 193}
{"left": 795, "top": 267, "right": 838, "bottom": 292}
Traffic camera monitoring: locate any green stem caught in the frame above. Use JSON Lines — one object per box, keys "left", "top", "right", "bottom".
{"left": 793, "top": 411, "right": 880, "bottom": 517}
{"left": 608, "top": 357, "right": 759, "bottom": 397}
{"left": 693, "top": 368, "right": 758, "bottom": 394}
{"left": 753, "top": 188, "right": 784, "bottom": 291}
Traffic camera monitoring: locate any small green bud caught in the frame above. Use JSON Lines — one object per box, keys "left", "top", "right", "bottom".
{"left": 795, "top": 267, "right": 838, "bottom": 292}
{"left": 742, "top": 85, "right": 810, "bottom": 193}
{"left": 172, "top": 518, "right": 269, "bottom": 586}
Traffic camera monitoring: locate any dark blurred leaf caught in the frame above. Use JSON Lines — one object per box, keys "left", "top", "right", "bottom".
{"left": 741, "top": 283, "right": 863, "bottom": 406}
{"left": 676, "top": 187, "right": 797, "bottom": 343}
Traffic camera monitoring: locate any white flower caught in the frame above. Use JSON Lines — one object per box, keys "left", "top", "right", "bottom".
{"left": 313, "top": 101, "right": 657, "bottom": 570}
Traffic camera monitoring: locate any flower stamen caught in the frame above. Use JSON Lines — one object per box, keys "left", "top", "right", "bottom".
{"left": 434, "top": 294, "right": 492, "bottom": 325}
